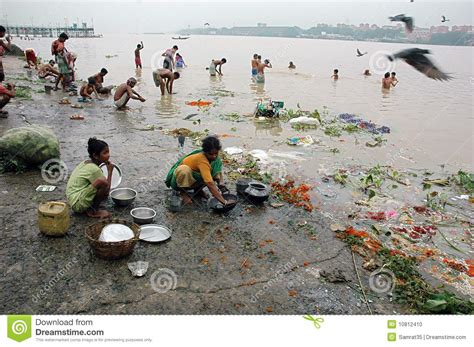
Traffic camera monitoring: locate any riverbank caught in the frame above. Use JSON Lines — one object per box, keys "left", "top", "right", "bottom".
{"left": 0, "top": 56, "right": 472, "bottom": 315}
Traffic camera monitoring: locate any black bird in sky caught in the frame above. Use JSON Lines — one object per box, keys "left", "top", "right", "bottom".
{"left": 204, "top": 23, "right": 210, "bottom": 26}
{"left": 389, "top": 14, "right": 414, "bottom": 33}
{"left": 441, "top": 16, "right": 450, "bottom": 23}
{"left": 387, "top": 48, "right": 452, "bottom": 81}
{"left": 356, "top": 48, "right": 368, "bottom": 57}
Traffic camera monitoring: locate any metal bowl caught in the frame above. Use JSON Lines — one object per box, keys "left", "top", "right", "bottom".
{"left": 244, "top": 182, "right": 270, "bottom": 204}
{"left": 110, "top": 188, "right": 137, "bottom": 207}
{"left": 209, "top": 193, "right": 238, "bottom": 213}
{"left": 236, "top": 178, "right": 252, "bottom": 195}
{"left": 130, "top": 207, "right": 156, "bottom": 224}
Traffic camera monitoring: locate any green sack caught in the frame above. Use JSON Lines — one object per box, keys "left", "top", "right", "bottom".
{"left": 0, "top": 125, "right": 60, "bottom": 166}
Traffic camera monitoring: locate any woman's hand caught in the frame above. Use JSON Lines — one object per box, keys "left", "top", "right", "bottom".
{"left": 106, "top": 161, "right": 114, "bottom": 174}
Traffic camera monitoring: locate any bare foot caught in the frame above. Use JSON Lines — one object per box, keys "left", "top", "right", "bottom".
{"left": 180, "top": 191, "right": 193, "bottom": 205}
{"left": 86, "top": 209, "right": 111, "bottom": 218}
{"left": 196, "top": 189, "right": 209, "bottom": 200}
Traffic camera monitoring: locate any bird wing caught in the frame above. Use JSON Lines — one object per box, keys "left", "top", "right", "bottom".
{"left": 389, "top": 14, "right": 405, "bottom": 22}
{"left": 442, "top": 16, "right": 446, "bottom": 21}
{"left": 394, "top": 48, "right": 430, "bottom": 59}
{"left": 357, "top": 48, "right": 362, "bottom": 55}
{"left": 404, "top": 17, "right": 414, "bottom": 32}
{"left": 404, "top": 54, "right": 452, "bottom": 81}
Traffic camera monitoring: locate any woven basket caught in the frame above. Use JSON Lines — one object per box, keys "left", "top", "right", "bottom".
{"left": 85, "top": 218, "right": 140, "bottom": 260}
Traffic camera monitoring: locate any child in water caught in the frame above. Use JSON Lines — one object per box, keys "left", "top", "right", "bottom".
{"left": 66, "top": 138, "right": 114, "bottom": 218}
{"left": 175, "top": 53, "right": 186, "bottom": 68}
{"left": 331, "top": 69, "right": 339, "bottom": 80}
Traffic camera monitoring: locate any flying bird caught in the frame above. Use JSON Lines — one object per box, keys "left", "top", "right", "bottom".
{"left": 356, "top": 48, "right": 368, "bottom": 57}
{"left": 387, "top": 48, "right": 452, "bottom": 81}
{"left": 389, "top": 14, "right": 414, "bottom": 33}
{"left": 441, "top": 16, "right": 450, "bottom": 23}
{"left": 204, "top": 23, "right": 210, "bottom": 26}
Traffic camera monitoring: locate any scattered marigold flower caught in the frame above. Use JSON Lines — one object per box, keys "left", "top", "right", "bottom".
{"left": 288, "top": 290, "right": 297, "bottom": 297}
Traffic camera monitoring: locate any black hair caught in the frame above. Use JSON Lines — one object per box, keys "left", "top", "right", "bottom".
{"left": 391, "top": 72, "right": 396, "bottom": 76}
{"left": 100, "top": 68, "right": 108, "bottom": 74}
{"left": 87, "top": 137, "right": 108, "bottom": 159}
{"left": 173, "top": 45, "right": 178, "bottom": 50}
{"left": 221, "top": 58, "right": 227, "bottom": 63}
{"left": 253, "top": 53, "right": 258, "bottom": 58}
{"left": 176, "top": 53, "right": 181, "bottom": 57}
{"left": 257, "top": 55, "right": 262, "bottom": 59}
{"left": 59, "top": 32, "right": 69, "bottom": 40}
{"left": 87, "top": 77, "right": 96, "bottom": 85}
{"left": 137, "top": 44, "right": 141, "bottom": 48}
{"left": 0, "top": 26, "right": 5, "bottom": 33}
{"left": 173, "top": 72, "right": 180, "bottom": 79}
{"left": 384, "top": 72, "right": 390, "bottom": 78}
{"left": 202, "top": 136, "right": 221, "bottom": 153}
{"left": 334, "top": 69, "right": 339, "bottom": 73}
{"left": 49, "top": 60, "right": 55, "bottom": 65}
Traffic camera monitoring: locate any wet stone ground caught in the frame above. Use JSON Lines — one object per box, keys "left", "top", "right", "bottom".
{"left": 0, "top": 57, "right": 408, "bottom": 314}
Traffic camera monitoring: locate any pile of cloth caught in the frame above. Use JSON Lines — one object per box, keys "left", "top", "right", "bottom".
{"left": 338, "top": 113, "right": 390, "bottom": 134}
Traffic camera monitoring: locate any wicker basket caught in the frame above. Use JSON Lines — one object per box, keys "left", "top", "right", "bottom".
{"left": 85, "top": 218, "right": 140, "bottom": 260}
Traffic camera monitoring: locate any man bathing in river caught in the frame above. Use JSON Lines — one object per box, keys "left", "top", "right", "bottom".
{"left": 134, "top": 41, "right": 144, "bottom": 69}
{"left": 152, "top": 68, "right": 180, "bottom": 95}
{"left": 90, "top": 68, "right": 113, "bottom": 94}
{"left": 209, "top": 58, "right": 227, "bottom": 76}
{"left": 255, "top": 58, "right": 272, "bottom": 83}
{"left": 382, "top": 72, "right": 397, "bottom": 90}
{"left": 251, "top": 53, "right": 258, "bottom": 78}
{"left": 113, "top": 77, "right": 145, "bottom": 109}
{"left": 38, "top": 60, "right": 59, "bottom": 79}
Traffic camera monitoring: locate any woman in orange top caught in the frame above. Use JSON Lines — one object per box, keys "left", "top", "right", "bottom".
{"left": 166, "top": 136, "right": 232, "bottom": 205}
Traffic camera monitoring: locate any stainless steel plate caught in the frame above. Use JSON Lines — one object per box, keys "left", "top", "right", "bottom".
{"left": 139, "top": 224, "right": 172, "bottom": 243}
{"left": 100, "top": 163, "right": 123, "bottom": 189}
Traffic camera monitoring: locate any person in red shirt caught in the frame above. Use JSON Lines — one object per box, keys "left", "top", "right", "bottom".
{"left": 25, "top": 48, "right": 37, "bottom": 69}
{"left": 51, "top": 32, "right": 68, "bottom": 61}
{"left": 0, "top": 25, "right": 12, "bottom": 82}
{"left": 0, "top": 83, "right": 15, "bottom": 117}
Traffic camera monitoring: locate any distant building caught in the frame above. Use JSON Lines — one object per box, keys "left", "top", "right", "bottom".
{"left": 452, "top": 25, "right": 473, "bottom": 33}
{"left": 430, "top": 26, "right": 449, "bottom": 34}
{"left": 408, "top": 28, "right": 431, "bottom": 42}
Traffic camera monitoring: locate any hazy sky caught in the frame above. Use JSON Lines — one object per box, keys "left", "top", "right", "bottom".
{"left": 1, "top": 1, "right": 473, "bottom": 33}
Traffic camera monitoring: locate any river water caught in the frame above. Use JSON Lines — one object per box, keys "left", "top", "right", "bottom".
{"left": 18, "top": 33, "right": 473, "bottom": 174}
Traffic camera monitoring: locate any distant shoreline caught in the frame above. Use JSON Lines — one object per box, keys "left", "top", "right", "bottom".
{"left": 178, "top": 26, "right": 474, "bottom": 47}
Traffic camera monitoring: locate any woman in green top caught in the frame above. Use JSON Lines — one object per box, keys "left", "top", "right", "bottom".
{"left": 66, "top": 138, "right": 114, "bottom": 218}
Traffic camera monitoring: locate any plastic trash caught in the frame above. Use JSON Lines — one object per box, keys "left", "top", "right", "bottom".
{"left": 287, "top": 135, "right": 314, "bottom": 147}
{"left": 224, "top": 147, "right": 244, "bottom": 155}
{"left": 289, "top": 116, "right": 319, "bottom": 126}
{"left": 128, "top": 261, "right": 149, "bottom": 277}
